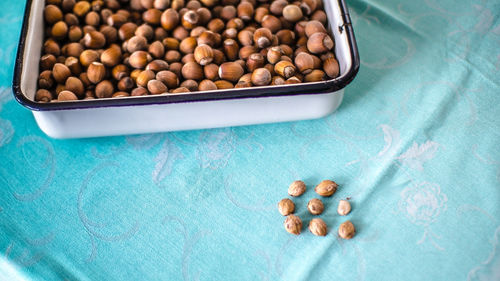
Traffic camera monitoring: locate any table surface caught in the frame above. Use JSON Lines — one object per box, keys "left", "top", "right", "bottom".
{"left": 1, "top": 0, "right": 500, "bottom": 280}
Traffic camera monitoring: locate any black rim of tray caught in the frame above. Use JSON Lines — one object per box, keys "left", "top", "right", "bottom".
{"left": 12, "top": 0, "right": 360, "bottom": 111}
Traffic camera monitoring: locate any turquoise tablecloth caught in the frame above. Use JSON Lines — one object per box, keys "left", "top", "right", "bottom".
{"left": 1, "top": 0, "right": 500, "bottom": 280}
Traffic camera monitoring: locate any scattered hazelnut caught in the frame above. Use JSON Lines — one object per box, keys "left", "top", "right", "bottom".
{"left": 337, "top": 200, "right": 351, "bottom": 216}
{"left": 284, "top": 214, "right": 302, "bottom": 235}
{"left": 251, "top": 68, "right": 272, "bottom": 86}
{"left": 288, "top": 180, "right": 306, "bottom": 197}
{"left": 307, "top": 33, "right": 334, "bottom": 54}
{"left": 278, "top": 198, "right": 295, "bottom": 216}
{"left": 309, "top": 218, "right": 327, "bottom": 236}
{"left": 338, "top": 220, "right": 355, "bottom": 239}
{"left": 307, "top": 198, "right": 324, "bottom": 215}
{"left": 315, "top": 180, "right": 338, "bottom": 197}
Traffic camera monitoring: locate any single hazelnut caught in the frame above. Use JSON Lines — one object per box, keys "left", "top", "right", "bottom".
{"left": 246, "top": 53, "right": 265, "bottom": 72}
{"left": 52, "top": 63, "right": 71, "bottom": 84}
{"left": 218, "top": 62, "right": 244, "bottom": 83}
{"left": 73, "top": 1, "right": 91, "bottom": 17}
{"left": 163, "top": 37, "right": 180, "bottom": 50}
{"left": 79, "top": 49, "right": 100, "bottom": 67}
{"left": 307, "top": 33, "right": 334, "bottom": 54}
{"left": 223, "top": 39, "right": 239, "bottom": 61}
{"left": 179, "top": 37, "right": 198, "bottom": 54}
{"left": 135, "top": 24, "right": 154, "bottom": 40}
{"left": 271, "top": 76, "right": 285, "bottom": 85}
{"left": 44, "top": 39, "right": 61, "bottom": 56}
{"left": 239, "top": 46, "right": 257, "bottom": 60}
{"left": 129, "top": 51, "right": 152, "bottom": 69}
{"left": 112, "top": 64, "right": 129, "bottom": 80}
{"left": 44, "top": 5, "right": 63, "bottom": 24}
{"left": 136, "top": 70, "right": 156, "bottom": 87}
{"left": 40, "top": 54, "right": 57, "bottom": 71}
{"left": 309, "top": 218, "right": 327, "bottom": 236}
{"left": 269, "top": 0, "right": 288, "bottom": 16}
{"left": 198, "top": 79, "right": 217, "bottom": 91}
{"left": 117, "top": 77, "right": 135, "bottom": 91}
{"left": 170, "top": 87, "right": 190, "bottom": 93}
{"left": 337, "top": 200, "right": 351, "bottom": 216}
{"left": 62, "top": 0, "right": 76, "bottom": 12}
{"left": 169, "top": 62, "right": 183, "bottom": 77}
{"left": 284, "top": 214, "right": 302, "bottom": 235}
{"left": 235, "top": 81, "right": 252, "bottom": 88}
{"left": 254, "top": 7, "right": 269, "bottom": 23}
{"left": 65, "top": 57, "right": 82, "bottom": 75}
{"left": 65, "top": 77, "right": 85, "bottom": 98}
{"left": 85, "top": 11, "right": 100, "bottom": 26}
{"left": 181, "top": 10, "right": 199, "bottom": 29}
{"left": 35, "top": 89, "right": 53, "bottom": 102}
{"left": 181, "top": 61, "right": 204, "bottom": 81}
{"left": 180, "top": 79, "right": 199, "bottom": 91}
{"left": 251, "top": 68, "right": 272, "bottom": 86}
{"left": 146, "top": 60, "right": 169, "bottom": 72}
{"left": 197, "top": 8, "right": 212, "bottom": 25}
{"left": 300, "top": 0, "right": 318, "bottom": 16}
{"left": 267, "top": 46, "right": 282, "bottom": 65}
{"left": 204, "top": 64, "right": 219, "bottom": 81}
{"left": 323, "top": 57, "right": 340, "bottom": 78}
{"left": 276, "top": 30, "right": 296, "bottom": 45}
{"left": 311, "top": 10, "right": 327, "bottom": 25}
{"left": 207, "top": 18, "right": 225, "bottom": 33}
{"left": 305, "top": 20, "right": 326, "bottom": 38}
{"left": 147, "top": 79, "right": 168, "bottom": 95}
{"left": 237, "top": 1, "right": 254, "bottom": 21}
{"left": 280, "top": 44, "right": 294, "bottom": 57}
{"left": 161, "top": 8, "right": 179, "bottom": 31}
{"left": 338, "top": 220, "right": 355, "bottom": 239}
{"left": 149, "top": 41, "right": 165, "bottom": 59}
{"left": 165, "top": 50, "right": 182, "bottom": 63}
{"left": 307, "top": 198, "right": 324, "bottom": 215}
{"left": 87, "top": 62, "right": 106, "bottom": 84}
{"left": 68, "top": 26, "right": 83, "bottom": 42}
{"left": 83, "top": 31, "right": 106, "bottom": 49}
{"left": 197, "top": 31, "right": 218, "bottom": 47}
{"left": 253, "top": 28, "right": 273, "bottom": 49}
{"left": 194, "top": 44, "right": 214, "bottom": 66}
{"left": 237, "top": 30, "right": 254, "bottom": 46}
{"left": 283, "top": 4, "right": 303, "bottom": 22}
{"left": 112, "top": 91, "right": 130, "bottom": 98}
{"left": 288, "top": 180, "right": 306, "bottom": 196}
{"left": 294, "top": 52, "right": 314, "bottom": 74}
{"left": 63, "top": 42, "right": 84, "bottom": 58}
{"left": 101, "top": 45, "right": 122, "bottom": 67}
{"left": 127, "top": 36, "right": 148, "bottom": 53}
{"left": 119, "top": 22, "right": 138, "bottom": 41}
{"left": 315, "top": 180, "right": 338, "bottom": 197}
{"left": 222, "top": 28, "right": 238, "bottom": 40}
{"left": 58, "top": 90, "right": 78, "bottom": 101}
{"left": 156, "top": 70, "right": 179, "bottom": 89}
{"left": 214, "top": 80, "right": 234, "bottom": 89}
{"left": 131, "top": 87, "right": 149, "bottom": 96}
{"left": 304, "top": 69, "right": 326, "bottom": 82}
{"left": 143, "top": 8, "right": 162, "bottom": 25}
{"left": 52, "top": 21, "right": 68, "bottom": 40}
{"left": 278, "top": 198, "right": 295, "bottom": 216}
{"left": 238, "top": 73, "right": 252, "bottom": 84}
{"left": 274, "top": 60, "right": 296, "bottom": 79}
{"left": 220, "top": 5, "right": 237, "bottom": 21}
{"left": 95, "top": 80, "right": 114, "bottom": 98}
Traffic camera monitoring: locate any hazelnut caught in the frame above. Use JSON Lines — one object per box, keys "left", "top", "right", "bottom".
{"left": 197, "top": 8, "right": 212, "bottom": 25}
{"left": 238, "top": 73, "right": 252, "bottom": 84}
{"left": 309, "top": 218, "right": 327, "bottom": 236}
{"left": 163, "top": 37, "right": 180, "bottom": 50}
{"left": 38, "top": 71, "right": 54, "bottom": 89}
{"left": 226, "top": 18, "right": 245, "bottom": 31}
{"left": 161, "top": 8, "right": 179, "bottom": 31}
{"left": 143, "top": 9, "right": 162, "bottom": 25}
{"left": 239, "top": 46, "right": 257, "bottom": 60}
{"left": 271, "top": 76, "right": 285, "bottom": 85}
{"left": 337, "top": 200, "right": 351, "bottom": 216}
{"left": 181, "top": 10, "right": 199, "bottom": 29}
{"left": 135, "top": 24, "right": 154, "bottom": 40}
{"left": 311, "top": 10, "right": 327, "bottom": 25}
{"left": 119, "top": 22, "right": 138, "bottom": 41}
{"left": 117, "top": 77, "right": 134, "bottom": 91}
{"left": 194, "top": 44, "right": 214, "bottom": 66}
{"left": 305, "top": 20, "right": 326, "bottom": 38}
{"left": 165, "top": 50, "right": 182, "bottom": 63}
{"left": 44, "top": 39, "right": 61, "bottom": 56}
{"left": 44, "top": 5, "right": 63, "bottom": 24}
{"left": 214, "top": 80, "right": 234, "bottom": 89}
{"left": 62, "top": 0, "right": 76, "bottom": 13}
{"left": 52, "top": 21, "right": 68, "bottom": 39}
{"left": 261, "top": 15, "right": 282, "bottom": 33}
{"left": 73, "top": 1, "right": 91, "bottom": 17}
{"left": 156, "top": 70, "right": 179, "bottom": 89}
{"left": 222, "top": 28, "right": 238, "bottom": 40}
{"left": 276, "top": 30, "right": 296, "bottom": 45}
{"left": 283, "top": 5, "right": 303, "bottom": 22}
{"left": 314, "top": 180, "right": 338, "bottom": 197}
{"left": 169, "top": 62, "right": 183, "bottom": 77}
{"left": 198, "top": 79, "right": 217, "bottom": 91}
{"left": 307, "top": 33, "right": 334, "bottom": 54}
{"left": 179, "top": 37, "right": 198, "bottom": 54}
{"left": 212, "top": 49, "right": 225, "bottom": 65}
{"left": 85, "top": 11, "right": 100, "bottom": 26}
{"left": 267, "top": 46, "right": 282, "bottom": 65}
{"left": 95, "top": 80, "right": 114, "bottom": 98}
{"left": 207, "top": 18, "right": 225, "bottom": 33}
{"left": 300, "top": 0, "right": 318, "bottom": 16}
{"left": 79, "top": 49, "right": 99, "bottom": 67}
{"left": 112, "top": 91, "right": 130, "bottom": 98}
{"left": 294, "top": 52, "right": 314, "bottom": 74}
{"left": 286, "top": 76, "right": 301, "bottom": 84}
{"left": 253, "top": 27, "right": 272, "bottom": 48}
{"left": 68, "top": 26, "right": 83, "bottom": 42}
{"left": 338, "top": 220, "right": 355, "bottom": 239}
{"left": 218, "top": 62, "right": 244, "bottom": 83}
{"left": 204, "top": 64, "right": 219, "bottom": 81}
{"left": 288, "top": 180, "right": 306, "bottom": 196}
{"left": 235, "top": 81, "right": 252, "bottom": 88}
{"left": 251, "top": 68, "right": 271, "bottom": 86}
{"left": 129, "top": 51, "right": 152, "bottom": 69}
{"left": 254, "top": 7, "right": 269, "bottom": 23}
{"left": 127, "top": 35, "right": 148, "bottom": 53}
{"left": 112, "top": 64, "right": 129, "bottom": 80}
{"left": 65, "top": 77, "right": 85, "bottom": 98}
{"left": 35, "top": 89, "right": 53, "bottom": 102}
{"left": 83, "top": 31, "right": 106, "bottom": 49}
{"left": 269, "top": 0, "right": 287, "bottom": 16}
{"left": 87, "top": 62, "right": 106, "bottom": 84}
{"left": 181, "top": 61, "right": 204, "bottom": 80}
{"left": 40, "top": 54, "right": 57, "bottom": 70}
{"left": 323, "top": 57, "right": 340, "bottom": 78}
{"left": 284, "top": 214, "right": 302, "bottom": 235}
{"left": 171, "top": 87, "right": 190, "bottom": 93}
{"left": 147, "top": 79, "right": 168, "bottom": 95}
{"left": 237, "top": 2, "right": 254, "bottom": 21}
{"left": 278, "top": 198, "right": 295, "bottom": 216}
{"left": 304, "top": 69, "right": 326, "bottom": 82}
{"left": 136, "top": 70, "right": 156, "bottom": 87}
{"left": 52, "top": 63, "right": 71, "bottom": 84}
{"left": 274, "top": 60, "right": 296, "bottom": 79}
{"left": 149, "top": 41, "right": 165, "bottom": 59}
{"left": 220, "top": 5, "right": 237, "bottom": 21}
{"left": 197, "top": 31, "right": 218, "bottom": 47}
{"left": 237, "top": 30, "right": 254, "bottom": 46}
{"left": 63, "top": 42, "right": 84, "bottom": 57}
{"left": 131, "top": 87, "right": 149, "bottom": 96}
{"left": 58, "top": 90, "right": 78, "bottom": 101}
{"left": 101, "top": 45, "right": 122, "bottom": 67}
{"left": 65, "top": 57, "right": 82, "bottom": 75}
{"left": 223, "top": 39, "right": 239, "bottom": 61}
{"left": 307, "top": 198, "right": 324, "bottom": 215}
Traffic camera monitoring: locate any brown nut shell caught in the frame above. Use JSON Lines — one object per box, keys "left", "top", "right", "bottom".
{"left": 307, "top": 198, "right": 324, "bottom": 215}
{"left": 288, "top": 180, "right": 306, "bottom": 196}
{"left": 309, "top": 218, "right": 327, "bottom": 236}
{"left": 338, "top": 220, "right": 355, "bottom": 239}
{"left": 314, "top": 180, "right": 338, "bottom": 197}
{"left": 284, "top": 214, "right": 302, "bottom": 235}
{"left": 278, "top": 198, "right": 295, "bottom": 216}
{"left": 337, "top": 200, "right": 352, "bottom": 216}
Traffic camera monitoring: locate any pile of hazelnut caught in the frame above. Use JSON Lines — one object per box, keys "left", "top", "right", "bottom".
{"left": 278, "top": 180, "right": 355, "bottom": 238}
{"left": 36, "top": 0, "right": 340, "bottom": 102}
